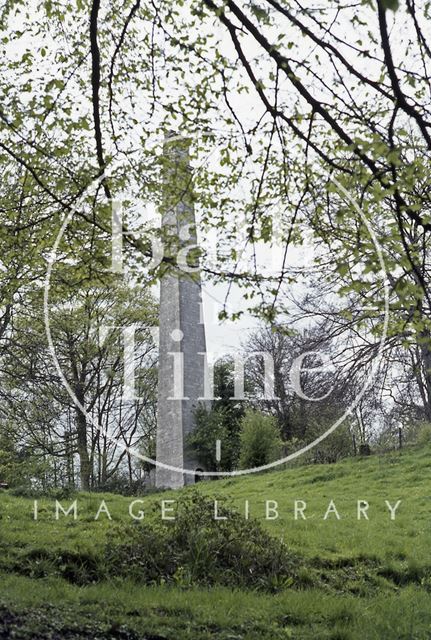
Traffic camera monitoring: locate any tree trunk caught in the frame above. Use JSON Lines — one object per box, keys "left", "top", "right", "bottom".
{"left": 414, "top": 337, "right": 431, "bottom": 422}
{"left": 75, "top": 388, "right": 91, "bottom": 490}
{"left": 419, "top": 341, "right": 431, "bottom": 421}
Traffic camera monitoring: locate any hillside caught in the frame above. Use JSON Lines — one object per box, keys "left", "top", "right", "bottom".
{"left": 1, "top": 446, "right": 431, "bottom": 639}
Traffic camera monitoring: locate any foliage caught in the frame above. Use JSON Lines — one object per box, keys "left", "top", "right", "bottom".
{"left": 416, "top": 423, "right": 431, "bottom": 446}
{"left": 94, "top": 476, "right": 147, "bottom": 497}
{"left": 15, "top": 548, "right": 100, "bottom": 586}
{"left": 1, "top": 446, "right": 431, "bottom": 638}
{"left": 381, "top": 0, "right": 399, "bottom": 10}
{"left": 0, "top": 0, "right": 430, "bottom": 499}
{"left": 0, "top": 428, "right": 47, "bottom": 488}
{"left": 8, "top": 485, "right": 75, "bottom": 500}
{"left": 187, "top": 404, "right": 232, "bottom": 471}
{"left": 105, "top": 492, "right": 297, "bottom": 591}
{"left": 187, "top": 360, "right": 244, "bottom": 471}
{"left": 140, "top": 436, "right": 156, "bottom": 476}
{"left": 304, "top": 425, "right": 354, "bottom": 465}
{"left": 1, "top": 280, "right": 158, "bottom": 491}
{"left": 239, "top": 409, "right": 282, "bottom": 469}
{"left": 401, "top": 421, "right": 431, "bottom": 448}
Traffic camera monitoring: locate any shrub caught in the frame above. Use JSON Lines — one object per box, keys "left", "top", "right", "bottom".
{"left": 93, "top": 476, "right": 147, "bottom": 497}
{"left": 104, "top": 492, "right": 299, "bottom": 591}
{"left": 302, "top": 423, "right": 354, "bottom": 464}
{"left": 16, "top": 548, "right": 100, "bottom": 585}
{"left": 239, "top": 410, "right": 282, "bottom": 469}
{"left": 8, "top": 486, "right": 76, "bottom": 500}
{"left": 0, "top": 441, "right": 48, "bottom": 490}
{"left": 378, "top": 421, "right": 431, "bottom": 451}
{"left": 7, "top": 485, "right": 39, "bottom": 498}
{"left": 417, "top": 422, "right": 431, "bottom": 446}
{"left": 187, "top": 360, "right": 244, "bottom": 471}
{"left": 187, "top": 404, "right": 233, "bottom": 471}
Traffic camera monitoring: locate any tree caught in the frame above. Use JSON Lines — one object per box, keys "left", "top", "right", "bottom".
{"left": 1, "top": 0, "right": 430, "bottom": 326}
{"left": 239, "top": 409, "right": 282, "bottom": 469}
{"left": 1, "top": 279, "right": 158, "bottom": 490}
{"left": 244, "top": 322, "right": 354, "bottom": 440}
{"left": 187, "top": 359, "right": 244, "bottom": 471}
{"left": 1, "top": 0, "right": 430, "bottom": 482}
{"left": 0, "top": 421, "right": 48, "bottom": 488}
{"left": 158, "top": 0, "right": 431, "bottom": 361}
{"left": 187, "top": 404, "right": 232, "bottom": 472}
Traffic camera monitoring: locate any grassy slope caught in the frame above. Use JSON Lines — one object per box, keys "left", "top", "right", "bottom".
{"left": 1, "top": 445, "right": 431, "bottom": 639}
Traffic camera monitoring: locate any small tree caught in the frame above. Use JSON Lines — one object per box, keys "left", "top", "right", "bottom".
{"left": 187, "top": 359, "right": 245, "bottom": 472}
{"left": 304, "top": 423, "right": 354, "bottom": 464}
{"left": 0, "top": 426, "right": 48, "bottom": 489}
{"left": 187, "top": 404, "right": 231, "bottom": 472}
{"left": 239, "top": 410, "right": 282, "bottom": 469}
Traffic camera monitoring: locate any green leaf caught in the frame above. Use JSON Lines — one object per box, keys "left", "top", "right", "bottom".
{"left": 381, "top": 0, "right": 399, "bottom": 10}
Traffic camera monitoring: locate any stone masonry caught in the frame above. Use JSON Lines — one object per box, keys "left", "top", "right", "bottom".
{"left": 155, "top": 134, "right": 208, "bottom": 489}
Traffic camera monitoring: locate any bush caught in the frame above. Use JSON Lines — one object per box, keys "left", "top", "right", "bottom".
{"left": 376, "top": 421, "right": 431, "bottom": 451}
{"left": 8, "top": 485, "right": 76, "bottom": 500}
{"left": 239, "top": 410, "right": 282, "bottom": 470}
{"left": 187, "top": 360, "right": 244, "bottom": 472}
{"left": 93, "top": 476, "right": 147, "bottom": 496}
{"left": 16, "top": 548, "right": 100, "bottom": 585}
{"left": 0, "top": 441, "right": 49, "bottom": 490}
{"left": 301, "top": 423, "right": 354, "bottom": 464}
{"left": 417, "top": 422, "right": 431, "bottom": 446}
{"left": 105, "top": 492, "right": 299, "bottom": 591}
{"left": 187, "top": 404, "right": 235, "bottom": 471}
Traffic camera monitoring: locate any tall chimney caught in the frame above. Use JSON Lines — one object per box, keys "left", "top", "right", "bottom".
{"left": 155, "top": 133, "right": 208, "bottom": 488}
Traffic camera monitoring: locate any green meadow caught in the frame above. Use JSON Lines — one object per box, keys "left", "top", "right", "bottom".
{"left": 1, "top": 445, "right": 431, "bottom": 639}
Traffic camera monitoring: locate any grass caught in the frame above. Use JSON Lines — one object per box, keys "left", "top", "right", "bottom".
{"left": 1, "top": 445, "right": 431, "bottom": 638}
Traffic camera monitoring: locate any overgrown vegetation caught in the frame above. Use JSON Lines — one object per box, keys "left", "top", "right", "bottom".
{"left": 105, "top": 492, "right": 297, "bottom": 591}
{"left": 238, "top": 409, "right": 283, "bottom": 469}
{"left": 1, "top": 445, "right": 431, "bottom": 638}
